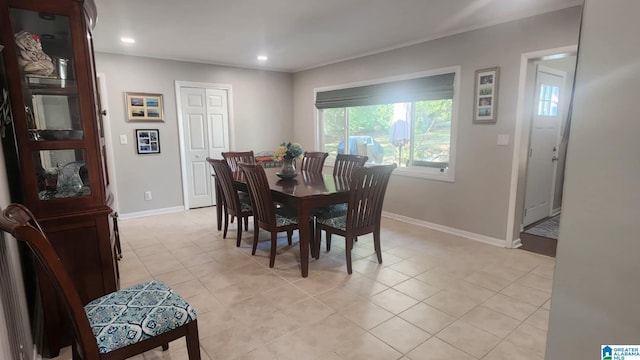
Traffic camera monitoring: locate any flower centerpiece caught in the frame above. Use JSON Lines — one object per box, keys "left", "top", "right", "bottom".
{"left": 273, "top": 141, "right": 303, "bottom": 177}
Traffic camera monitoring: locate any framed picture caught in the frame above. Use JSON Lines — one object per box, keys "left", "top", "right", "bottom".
{"left": 473, "top": 67, "right": 500, "bottom": 124}
{"left": 125, "top": 92, "right": 164, "bottom": 121}
{"left": 135, "top": 129, "right": 160, "bottom": 154}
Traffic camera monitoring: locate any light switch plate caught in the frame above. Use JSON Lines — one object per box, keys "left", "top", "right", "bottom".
{"left": 497, "top": 134, "right": 509, "bottom": 146}
{"left": 119, "top": 135, "right": 128, "bottom": 145}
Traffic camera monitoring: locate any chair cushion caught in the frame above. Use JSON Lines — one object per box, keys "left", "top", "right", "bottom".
{"left": 275, "top": 206, "right": 298, "bottom": 226}
{"left": 313, "top": 203, "right": 347, "bottom": 219}
{"left": 317, "top": 214, "right": 347, "bottom": 231}
{"left": 239, "top": 196, "right": 252, "bottom": 212}
{"left": 85, "top": 280, "right": 197, "bottom": 354}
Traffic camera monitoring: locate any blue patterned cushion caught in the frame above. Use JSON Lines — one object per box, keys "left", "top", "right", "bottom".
{"left": 239, "top": 197, "right": 252, "bottom": 212}
{"left": 84, "top": 280, "right": 197, "bottom": 354}
{"left": 317, "top": 214, "right": 347, "bottom": 230}
{"left": 275, "top": 206, "right": 298, "bottom": 226}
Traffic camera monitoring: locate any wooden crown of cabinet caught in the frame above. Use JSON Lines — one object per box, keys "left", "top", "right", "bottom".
{"left": 0, "top": 0, "right": 118, "bottom": 356}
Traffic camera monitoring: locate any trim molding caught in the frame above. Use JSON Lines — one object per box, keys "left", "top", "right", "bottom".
{"left": 119, "top": 206, "right": 185, "bottom": 220}
{"left": 512, "top": 238, "right": 523, "bottom": 248}
{"left": 382, "top": 211, "right": 506, "bottom": 248}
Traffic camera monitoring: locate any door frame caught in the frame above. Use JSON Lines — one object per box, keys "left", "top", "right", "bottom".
{"left": 96, "top": 73, "right": 120, "bottom": 213}
{"left": 505, "top": 45, "right": 577, "bottom": 248}
{"left": 175, "top": 81, "right": 234, "bottom": 209}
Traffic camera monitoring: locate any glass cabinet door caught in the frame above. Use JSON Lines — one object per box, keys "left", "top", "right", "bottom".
{"left": 33, "top": 149, "right": 91, "bottom": 200}
{"left": 9, "top": 8, "right": 84, "bottom": 142}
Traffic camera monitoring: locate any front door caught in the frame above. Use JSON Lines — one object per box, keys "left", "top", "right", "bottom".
{"left": 523, "top": 65, "right": 566, "bottom": 226}
{"left": 180, "top": 86, "right": 229, "bottom": 208}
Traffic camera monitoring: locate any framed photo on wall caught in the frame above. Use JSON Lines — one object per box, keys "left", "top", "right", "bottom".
{"left": 135, "top": 129, "right": 160, "bottom": 154}
{"left": 473, "top": 67, "right": 499, "bottom": 124}
{"left": 125, "top": 92, "right": 164, "bottom": 121}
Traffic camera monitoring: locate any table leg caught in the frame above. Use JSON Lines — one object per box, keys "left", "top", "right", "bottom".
{"left": 215, "top": 178, "right": 223, "bottom": 231}
{"left": 297, "top": 203, "right": 311, "bottom": 277}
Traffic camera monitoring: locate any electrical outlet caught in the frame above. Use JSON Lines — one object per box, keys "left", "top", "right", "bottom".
{"left": 144, "top": 191, "right": 152, "bottom": 201}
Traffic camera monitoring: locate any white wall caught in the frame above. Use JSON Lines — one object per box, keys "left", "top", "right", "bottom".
{"left": 293, "top": 7, "right": 582, "bottom": 241}
{"left": 95, "top": 54, "right": 293, "bottom": 215}
{"left": 546, "top": 0, "right": 640, "bottom": 358}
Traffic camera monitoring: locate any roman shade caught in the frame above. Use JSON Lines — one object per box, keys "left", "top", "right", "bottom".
{"left": 315, "top": 73, "right": 455, "bottom": 109}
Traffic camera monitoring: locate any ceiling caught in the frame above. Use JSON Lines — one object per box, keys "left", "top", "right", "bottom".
{"left": 92, "top": 0, "right": 582, "bottom": 73}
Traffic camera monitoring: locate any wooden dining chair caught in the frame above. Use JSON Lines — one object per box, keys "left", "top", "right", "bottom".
{"left": 300, "top": 152, "right": 329, "bottom": 173}
{"left": 0, "top": 204, "right": 200, "bottom": 360}
{"left": 220, "top": 151, "right": 255, "bottom": 226}
{"left": 314, "top": 164, "right": 396, "bottom": 274}
{"left": 333, "top": 153, "right": 368, "bottom": 178}
{"left": 222, "top": 150, "right": 255, "bottom": 171}
{"left": 207, "top": 158, "right": 253, "bottom": 247}
{"left": 238, "top": 163, "right": 310, "bottom": 268}
{"left": 313, "top": 153, "right": 369, "bottom": 251}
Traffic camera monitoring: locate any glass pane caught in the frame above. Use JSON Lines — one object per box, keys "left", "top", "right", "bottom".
{"left": 34, "top": 149, "right": 91, "bottom": 200}
{"left": 321, "top": 108, "right": 346, "bottom": 158}
{"left": 412, "top": 99, "right": 452, "bottom": 167}
{"left": 538, "top": 84, "right": 560, "bottom": 116}
{"left": 10, "top": 9, "right": 83, "bottom": 141}
{"left": 347, "top": 104, "right": 392, "bottom": 165}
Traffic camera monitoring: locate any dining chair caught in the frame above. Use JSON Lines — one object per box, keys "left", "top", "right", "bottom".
{"left": 221, "top": 151, "right": 255, "bottom": 227}
{"left": 207, "top": 158, "right": 253, "bottom": 247}
{"left": 238, "top": 163, "right": 309, "bottom": 268}
{"left": 300, "top": 152, "right": 329, "bottom": 173}
{"left": 314, "top": 164, "right": 396, "bottom": 274}
{"left": 0, "top": 204, "right": 200, "bottom": 360}
{"left": 313, "top": 153, "right": 369, "bottom": 251}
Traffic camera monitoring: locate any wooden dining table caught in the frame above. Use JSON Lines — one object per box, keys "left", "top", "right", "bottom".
{"left": 215, "top": 167, "right": 351, "bottom": 277}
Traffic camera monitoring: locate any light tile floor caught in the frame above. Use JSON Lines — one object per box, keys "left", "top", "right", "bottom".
{"left": 53, "top": 207, "right": 554, "bottom": 360}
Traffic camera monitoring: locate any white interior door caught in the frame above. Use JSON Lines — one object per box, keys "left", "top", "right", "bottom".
{"left": 523, "top": 65, "right": 566, "bottom": 226}
{"left": 180, "top": 86, "right": 229, "bottom": 208}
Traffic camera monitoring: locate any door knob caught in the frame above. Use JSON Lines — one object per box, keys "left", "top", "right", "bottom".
{"left": 552, "top": 156, "right": 558, "bottom": 161}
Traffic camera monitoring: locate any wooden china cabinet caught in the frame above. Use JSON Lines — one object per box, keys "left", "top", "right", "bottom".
{"left": 0, "top": 0, "right": 118, "bottom": 356}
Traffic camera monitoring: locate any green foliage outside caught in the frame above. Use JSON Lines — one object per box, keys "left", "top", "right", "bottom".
{"left": 322, "top": 100, "right": 452, "bottom": 166}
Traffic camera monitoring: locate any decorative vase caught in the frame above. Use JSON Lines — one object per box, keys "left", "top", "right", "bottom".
{"left": 281, "top": 157, "right": 297, "bottom": 176}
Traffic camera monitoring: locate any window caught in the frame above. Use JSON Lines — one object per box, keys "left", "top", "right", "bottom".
{"left": 316, "top": 68, "right": 459, "bottom": 180}
{"left": 537, "top": 84, "right": 560, "bottom": 116}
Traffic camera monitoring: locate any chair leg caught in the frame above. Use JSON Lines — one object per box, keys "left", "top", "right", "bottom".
{"left": 314, "top": 224, "right": 321, "bottom": 260}
{"left": 244, "top": 216, "right": 249, "bottom": 231}
{"left": 162, "top": 343, "right": 169, "bottom": 351}
{"left": 236, "top": 220, "right": 243, "bottom": 247}
{"left": 223, "top": 212, "right": 229, "bottom": 239}
{"left": 185, "top": 321, "right": 201, "bottom": 360}
{"left": 269, "top": 232, "right": 278, "bottom": 268}
{"left": 345, "top": 236, "right": 353, "bottom": 274}
{"left": 326, "top": 232, "right": 332, "bottom": 252}
{"left": 286, "top": 230, "right": 293, "bottom": 245}
{"left": 374, "top": 228, "right": 382, "bottom": 264}
{"left": 252, "top": 220, "right": 259, "bottom": 255}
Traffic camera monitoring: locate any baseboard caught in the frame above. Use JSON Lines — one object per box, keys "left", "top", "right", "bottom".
{"left": 119, "top": 206, "right": 185, "bottom": 220}
{"left": 551, "top": 207, "right": 562, "bottom": 216}
{"left": 382, "top": 211, "right": 506, "bottom": 248}
{"left": 512, "top": 238, "right": 523, "bottom": 248}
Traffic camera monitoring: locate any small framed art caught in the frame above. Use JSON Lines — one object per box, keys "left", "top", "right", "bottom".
{"left": 125, "top": 92, "right": 164, "bottom": 121}
{"left": 135, "top": 129, "right": 160, "bottom": 154}
{"left": 473, "top": 67, "right": 499, "bottom": 124}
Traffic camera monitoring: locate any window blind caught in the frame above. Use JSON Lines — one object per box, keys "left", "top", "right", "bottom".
{"left": 315, "top": 73, "right": 455, "bottom": 109}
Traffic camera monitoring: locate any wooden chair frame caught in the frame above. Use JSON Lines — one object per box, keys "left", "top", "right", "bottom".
{"left": 300, "top": 152, "right": 329, "bottom": 173}
{"left": 315, "top": 164, "right": 396, "bottom": 274}
{"left": 0, "top": 204, "right": 200, "bottom": 360}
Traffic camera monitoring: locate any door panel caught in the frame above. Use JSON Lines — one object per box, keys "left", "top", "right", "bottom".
{"left": 524, "top": 65, "right": 565, "bottom": 226}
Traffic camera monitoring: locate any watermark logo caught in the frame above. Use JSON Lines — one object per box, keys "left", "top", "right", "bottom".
{"left": 602, "top": 345, "right": 640, "bottom": 360}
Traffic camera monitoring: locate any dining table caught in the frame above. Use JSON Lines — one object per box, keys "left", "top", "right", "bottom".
{"left": 215, "top": 167, "right": 351, "bottom": 277}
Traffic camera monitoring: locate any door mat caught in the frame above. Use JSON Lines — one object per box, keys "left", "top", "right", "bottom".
{"left": 524, "top": 215, "right": 560, "bottom": 240}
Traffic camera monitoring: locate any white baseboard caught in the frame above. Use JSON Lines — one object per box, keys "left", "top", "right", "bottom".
{"left": 382, "top": 211, "right": 507, "bottom": 248}
{"left": 119, "top": 206, "right": 185, "bottom": 220}
{"left": 551, "top": 207, "right": 562, "bottom": 216}
{"left": 512, "top": 238, "right": 523, "bottom": 248}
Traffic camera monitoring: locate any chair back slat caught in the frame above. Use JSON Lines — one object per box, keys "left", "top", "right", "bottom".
{"left": 222, "top": 151, "right": 255, "bottom": 171}
{"left": 333, "top": 154, "right": 368, "bottom": 179}
{"left": 238, "top": 164, "right": 275, "bottom": 228}
{"left": 346, "top": 164, "right": 396, "bottom": 233}
{"left": 0, "top": 204, "right": 100, "bottom": 359}
{"left": 300, "top": 152, "right": 329, "bottom": 173}
{"left": 207, "top": 158, "right": 243, "bottom": 214}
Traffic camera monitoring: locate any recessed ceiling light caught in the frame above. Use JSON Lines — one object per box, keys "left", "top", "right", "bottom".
{"left": 257, "top": 55, "right": 268, "bottom": 61}
{"left": 120, "top": 37, "right": 136, "bottom": 44}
